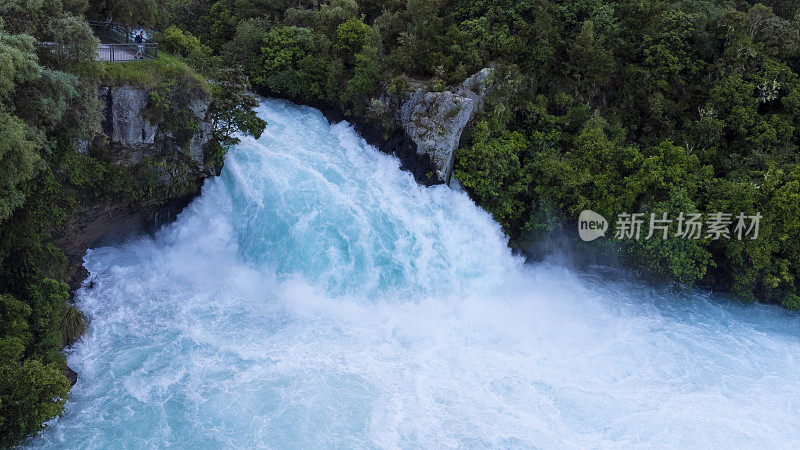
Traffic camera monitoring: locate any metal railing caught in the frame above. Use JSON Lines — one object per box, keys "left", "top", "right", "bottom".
{"left": 89, "top": 20, "right": 158, "bottom": 62}
{"left": 88, "top": 20, "right": 112, "bottom": 28}
{"left": 97, "top": 43, "right": 158, "bottom": 62}
{"left": 89, "top": 20, "right": 131, "bottom": 42}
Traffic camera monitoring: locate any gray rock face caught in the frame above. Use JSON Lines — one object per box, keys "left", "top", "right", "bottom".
{"left": 395, "top": 68, "right": 493, "bottom": 183}
{"left": 60, "top": 84, "right": 217, "bottom": 291}
{"left": 99, "top": 86, "right": 156, "bottom": 160}
{"left": 99, "top": 85, "right": 212, "bottom": 167}
{"left": 188, "top": 98, "right": 213, "bottom": 165}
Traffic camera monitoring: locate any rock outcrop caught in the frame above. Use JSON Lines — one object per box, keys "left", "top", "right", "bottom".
{"left": 258, "top": 68, "right": 492, "bottom": 186}
{"left": 98, "top": 86, "right": 213, "bottom": 167}
{"left": 384, "top": 68, "right": 493, "bottom": 183}
{"left": 58, "top": 84, "right": 216, "bottom": 290}
{"left": 99, "top": 86, "right": 157, "bottom": 157}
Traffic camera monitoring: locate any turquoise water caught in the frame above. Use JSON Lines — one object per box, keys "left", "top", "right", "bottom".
{"left": 34, "top": 99, "right": 800, "bottom": 448}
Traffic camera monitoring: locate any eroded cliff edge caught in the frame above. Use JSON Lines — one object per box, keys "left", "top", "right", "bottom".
{"left": 57, "top": 68, "right": 494, "bottom": 290}
{"left": 55, "top": 83, "right": 218, "bottom": 291}
{"left": 381, "top": 68, "right": 494, "bottom": 184}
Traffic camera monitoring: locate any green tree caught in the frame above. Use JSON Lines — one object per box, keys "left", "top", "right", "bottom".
{"left": 25, "top": 280, "right": 70, "bottom": 363}
{"left": 565, "top": 20, "right": 614, "bottom": 103}
{"left": 0, "top": 111, "right": 41, "bottom": 222}
{"left": 334, "top": 16, "right": 370, "bottom": 58}
{"left": 0, "top": 31, "right": 44, "bottom": 222}
{"left": 207, "top": 66, "right": 267, "bottom": 165}
{"left": 156, "top": 25, "right": 209, "bottom": 58}
{"left": 455, "top": 121, "right": 531, "bottom": 232}
{"left": 255, "top": 26, "right": 329, "bottom": 100}
{"left": 87, "top": 0, "right": 163, "bottom": 27}
{"left": 345, "top": 44, "right": 381, "bottom": 102}
{"left": 0, "top": 358, "right": 70, "bottom": 447}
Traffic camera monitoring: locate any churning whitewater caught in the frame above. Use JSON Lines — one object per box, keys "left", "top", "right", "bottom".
{"left": 34, "top": 100, "right": 800, "bottom": 448}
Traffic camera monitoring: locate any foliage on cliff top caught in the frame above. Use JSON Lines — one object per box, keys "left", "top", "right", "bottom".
{"left": 111, "top": 0, "right": 800, "bottom": 309}
{"left": 0, "top": 0, "right": 265, "bottom": 444}
{"left": 97, "top": 52, "right": 209, "bottom": 92}
{"left": 0, "top": 6, "right": 101, "bottom": 443}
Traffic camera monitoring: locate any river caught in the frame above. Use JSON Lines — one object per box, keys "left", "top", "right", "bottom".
{"left": 33, "top": 99, "right": 800, "bottom": 448}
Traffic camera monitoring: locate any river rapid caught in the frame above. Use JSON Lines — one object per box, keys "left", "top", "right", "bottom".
{"left": 33, "top": 99, "right": 800, "bottom": 448}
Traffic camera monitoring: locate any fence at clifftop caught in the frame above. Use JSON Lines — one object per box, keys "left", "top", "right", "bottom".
{"left": 88, "top": 20, "right": 158, "bottom": 62}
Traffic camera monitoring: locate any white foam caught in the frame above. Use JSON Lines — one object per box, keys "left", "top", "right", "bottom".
{"left": 32, "top": 99, "right": 800, "bottom": 449}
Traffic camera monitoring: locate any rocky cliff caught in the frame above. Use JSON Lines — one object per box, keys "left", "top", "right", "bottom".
{"left": 98, "top": 86, "right": 213, "bottom": 168}
{"left": 386, "top": 68, "right": 493, "bottom": 184}
{"left": 58, "top": 84, "right": 216, "bottom": 289}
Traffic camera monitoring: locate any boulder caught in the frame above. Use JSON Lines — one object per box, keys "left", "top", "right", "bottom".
{"left": 393, "top": 68, "right": 493, "bottom": 183}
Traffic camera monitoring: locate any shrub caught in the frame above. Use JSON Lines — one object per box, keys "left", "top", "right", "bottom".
{"left": 156, "top": 26, "right": 208, "bottom": 58}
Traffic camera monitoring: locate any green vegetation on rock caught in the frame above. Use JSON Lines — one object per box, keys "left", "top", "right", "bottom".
{"left": 0, "top": 0, "right": 264, "bottom": 445}
{"left": 97, "top": 52, "right": 208, "bottom": 89}
{"left": 4, "top": 0, "right": 800, "bottom": 443}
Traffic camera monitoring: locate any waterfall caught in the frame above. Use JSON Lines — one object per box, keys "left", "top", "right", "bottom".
{"left": 33, "top": 99, "right": 800, "bottom": 448}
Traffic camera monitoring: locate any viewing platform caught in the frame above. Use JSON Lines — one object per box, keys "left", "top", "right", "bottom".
{"left": 89, "top": 20, "right": 158, "bottom": 62}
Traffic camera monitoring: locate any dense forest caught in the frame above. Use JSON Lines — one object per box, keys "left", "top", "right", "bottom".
{"left": 0, "top": 0, "right": 265, "bottom": 444}
{"left": 127, "top": 0, "right": 799, "bottom": 306}
{"left": 2, "top": 0, "right": 800, "bottom": 445}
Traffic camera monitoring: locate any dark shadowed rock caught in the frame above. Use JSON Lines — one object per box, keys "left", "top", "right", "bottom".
{"left": 65, "top": 366, "right": 78, "bottom": 386}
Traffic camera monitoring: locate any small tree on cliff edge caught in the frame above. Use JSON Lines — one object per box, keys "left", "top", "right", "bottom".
{"left": 207, "top": 65, "right": 267, "bottom": 167}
